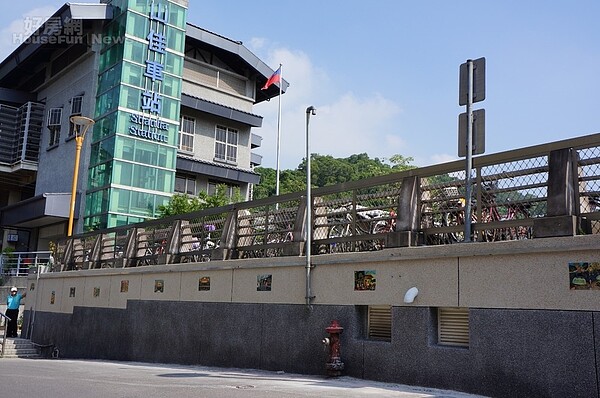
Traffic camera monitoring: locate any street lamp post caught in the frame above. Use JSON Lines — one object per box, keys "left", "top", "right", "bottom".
{"left": 305, "top": 106, "right": 316, "bottom": 307}
{"left": 67, "top": 116, "right": 95, "bottom": 237}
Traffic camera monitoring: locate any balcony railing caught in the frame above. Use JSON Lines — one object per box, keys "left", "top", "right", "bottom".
{"left": 49, "top": 133, "right": 600, "bottom": 272}
{"left": 0, "top": 251, "right": 53, "bottom": 277}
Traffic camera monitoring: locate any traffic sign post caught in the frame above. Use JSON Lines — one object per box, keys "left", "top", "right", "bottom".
{"left": 458, "top": 58, "right": 486, "bottom": 242}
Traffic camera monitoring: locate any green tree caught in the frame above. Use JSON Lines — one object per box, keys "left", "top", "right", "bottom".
{"left": 252, "top": 167, "right": 277, "bottom": 199}
{"left": 253, "top": 167, "right": 305, "bottom": 199}
{"left": 157, "top": 194, "right": 204, "bottom": 217}
{"left": 309, "top": 155, "right": 355, "bottom": 186}
{"left": 253, "top": 153, "right": 415, "bottom": 200}
{"left": 158, "top": 184, "right": 242, "bottom": 217}
{"left": 388, "top": 154, "right": 415, "bottom": 171}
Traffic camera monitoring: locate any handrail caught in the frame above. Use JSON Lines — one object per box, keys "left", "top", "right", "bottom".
{"left": 49, "top": 132, "right": 600, "bottom": 270}
{"left": 0, "top": 313, "right": 11, "bottom": 357}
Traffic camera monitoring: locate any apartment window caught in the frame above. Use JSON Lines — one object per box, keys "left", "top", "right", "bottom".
{"left": 437, "top": 307, "right": 469, "bottom": 347}
{"left": 71, "top": 96, "right": 83, "bottom": 114}
{"left": 175, "top": 174, "right": 196, "bottom": 195}
{"left": 47, "top": 107, "right": 62, "bottom": 147}
{"left": 179, "top": 116, "right": 195, "bottom": 152}
{"left": 367, "top": 305, "right": 392, "bottom": 341}
{"left": 214, "top": 125, "right": 238, "bottom": 163}
{"left": 69, "top": 95, "right": 83, "bottom": 137}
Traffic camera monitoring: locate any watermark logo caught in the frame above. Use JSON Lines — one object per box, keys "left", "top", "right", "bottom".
{"left": 12, "top": 16, "right": 124, "bottom": 46}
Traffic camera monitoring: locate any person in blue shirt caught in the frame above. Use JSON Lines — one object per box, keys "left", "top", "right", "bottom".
{"left": 5, "top": 286, "right": 26, "bottom": 338}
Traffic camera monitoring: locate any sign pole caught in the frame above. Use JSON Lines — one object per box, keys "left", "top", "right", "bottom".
{"left": 458, "top": 57, "right": 485, "bottom": 243}
{"left": 464, "top": 60, "right": 474, "bottom": 243}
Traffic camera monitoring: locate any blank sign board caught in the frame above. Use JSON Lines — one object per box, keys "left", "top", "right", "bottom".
{"left": 459, "top": 57, "right": 486, "bottom": 106}
{"left": 458, "top": 109, "right": 485, "bottom": 157}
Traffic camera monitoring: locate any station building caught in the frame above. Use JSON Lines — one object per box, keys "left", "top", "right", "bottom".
{"left": 0, "top": 0, "right": 286, "bottom": 251}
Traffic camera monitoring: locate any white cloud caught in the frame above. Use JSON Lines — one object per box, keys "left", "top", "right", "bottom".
{"left": 248, "top": 37, "right": 266, "bottom": 51}
{"left": 0, "top": 6, "right": 59, "bottom": 61}
{"left": 424, "top": 153, "right": 458, "bottom": 166}
{"left": 254, "top": 46, "right": 403, "bottom": 170}
{"left": 307, "top": 93, "right": 403, "bottom": 160}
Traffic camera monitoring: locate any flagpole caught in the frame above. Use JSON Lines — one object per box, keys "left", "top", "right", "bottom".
{"left": 275, "top": 63, "right": 282, "bottom": 198}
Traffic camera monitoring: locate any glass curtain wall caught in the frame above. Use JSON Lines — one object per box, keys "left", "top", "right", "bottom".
{"left": 85, "top": 0, "right": 187, "bottom": 230}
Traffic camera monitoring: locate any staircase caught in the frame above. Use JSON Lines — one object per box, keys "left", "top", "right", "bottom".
{"left": 1, "top": 338, "right": 41, "bottom": 358}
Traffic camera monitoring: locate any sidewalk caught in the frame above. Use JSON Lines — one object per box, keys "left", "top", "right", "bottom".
{"left": 0, "top": 358, "right": 488, "bottom": 398}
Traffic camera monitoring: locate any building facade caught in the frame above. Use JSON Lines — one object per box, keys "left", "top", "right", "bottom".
{"left": 0, "top": 0, "right": 286, "bottom": 251}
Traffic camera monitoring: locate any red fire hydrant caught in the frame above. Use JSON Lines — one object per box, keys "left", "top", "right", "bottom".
{"left": 322, "top": 320, "right": 344, "bottom": 377}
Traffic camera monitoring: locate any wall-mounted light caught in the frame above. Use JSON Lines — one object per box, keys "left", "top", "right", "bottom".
{"left": 404, "top": 287, "right": 419, "bottom": 304}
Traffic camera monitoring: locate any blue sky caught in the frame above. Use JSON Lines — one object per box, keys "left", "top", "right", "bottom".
{"left": 1, "top": 1, "right": 598, "bottom": 170}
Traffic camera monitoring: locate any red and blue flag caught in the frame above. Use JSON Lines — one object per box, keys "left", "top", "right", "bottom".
{"left": 261, "top": 66, "right": 281, "bottom": 90}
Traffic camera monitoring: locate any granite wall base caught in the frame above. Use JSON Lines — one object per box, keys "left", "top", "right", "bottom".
{"left": 22, "top": 303, "right": 600, "bottom": 398}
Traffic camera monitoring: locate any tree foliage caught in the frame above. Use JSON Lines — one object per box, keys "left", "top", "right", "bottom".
{"left": 158, "top": 184, "right": 242, "bottom": 218}
{"left": 253, "top": 153, "right": 415, "bottom": 200}
{"left": 252, "top": 167, "right": 306, "bottom": 199}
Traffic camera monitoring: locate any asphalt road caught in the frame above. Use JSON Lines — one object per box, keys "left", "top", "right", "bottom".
{"left": 0, "top": 358, "right": 487, "bottom": 398}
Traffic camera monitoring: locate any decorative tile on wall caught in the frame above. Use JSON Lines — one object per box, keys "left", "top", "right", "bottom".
{"left": 199, "top": 276, "right": 210, "bottom": 291}
{"left": 154, "top": 279, "right": 164, "bottom": 293}
{"left": 257, "top": 274, "right": 272, "bottom": 291}
{"left": 569, "top": 262, "right": 600, "bottom": 290}
{"left": 355, "top": 270, "right": 376, "bottom": 291}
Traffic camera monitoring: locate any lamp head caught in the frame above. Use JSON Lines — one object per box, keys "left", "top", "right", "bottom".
{"left": 306, "top": 106, "right": 316, "bottom": 116}
{"left": 69, "top": 116, "right": 96, "bottom": 139}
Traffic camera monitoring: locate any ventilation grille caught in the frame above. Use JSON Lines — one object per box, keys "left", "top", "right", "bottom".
{"left": 368, "top": 305, "right": 392, "bottom": 341}
{"left": 438, "top": 307, "right": 469, "bottom": 347}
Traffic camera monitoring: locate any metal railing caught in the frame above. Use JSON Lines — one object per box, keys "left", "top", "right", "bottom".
{"left": 0, "top": 251, "right": 53, "bottom": 277}
{"left": 0, "top": 313, "right": 10, "bottom": 357}
{"left": 49, "top": 133, "right": 600, "bottom": 271}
